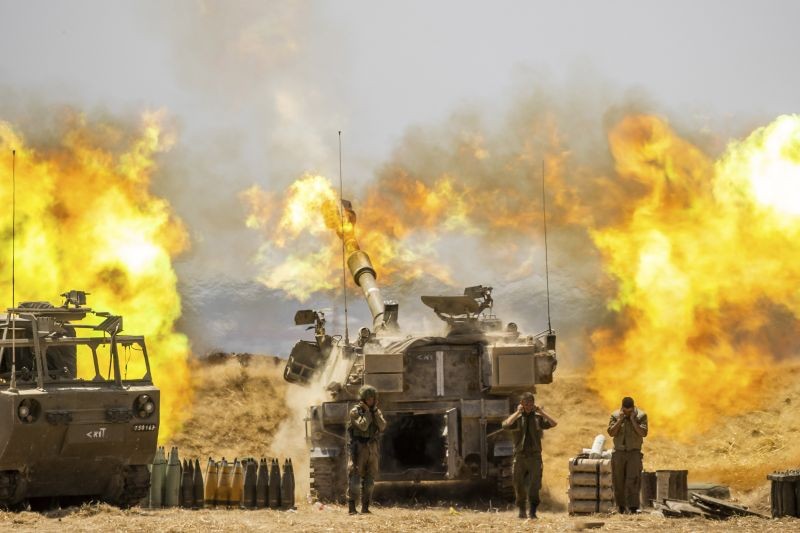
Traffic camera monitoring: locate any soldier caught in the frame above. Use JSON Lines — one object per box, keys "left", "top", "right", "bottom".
{"left": 346, "top": 385, "right": 386, "bottom": 515}
{"left": 607, "top": 396, "right": 648, "bottom": 514}
{"left": 501, "top": 391, "right": 558, "bottom": 519}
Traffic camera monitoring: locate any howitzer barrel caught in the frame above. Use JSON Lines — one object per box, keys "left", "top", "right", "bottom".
{"left": 346, "top": 249, "right": 385, "bottom": 327}
{"left": 338, "top": 201, "right": 396, "bottom": 329}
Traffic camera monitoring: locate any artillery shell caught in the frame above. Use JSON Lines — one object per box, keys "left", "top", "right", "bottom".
{"left": 149, "top": 446, "right": 166, "bottom": 508}
{"left": 281, "top": 458, "right": 295, "bottom": 509}
{"left": 256, "top": 458, "right": 268, "bottom": 509}
{"left": 204, "top": 457, "right": 218, "bottom": 508}
{"left": 268, "top": 458, "right": 281, "bottom": 509}
{"left": 163, "top": 446, "right": 181, "bottom": 508}
{"left": 193, "top": 458, "right": 205, "bottom": 509}
{"left": 243, "top": 459, "right": 258, "bottom": 509}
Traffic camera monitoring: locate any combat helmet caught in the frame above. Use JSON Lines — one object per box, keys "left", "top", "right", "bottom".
{"left": 359, "top": 385, "right": 377, "bottom": 401}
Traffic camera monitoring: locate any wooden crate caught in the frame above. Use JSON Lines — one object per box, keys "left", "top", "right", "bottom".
{"left": 656, "top": 470, "right": 688, "bottom": 502}
{"left": 768, "top": 470, "right": 800, "bottom": 518}
{"left": 568, "top": 457, "right": 614, "bottom": 516}
{"left": 640, "top": 471, "right": 657, "bottom": 508}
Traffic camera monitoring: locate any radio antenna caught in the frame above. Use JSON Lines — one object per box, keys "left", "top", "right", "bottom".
{"left": 338, "top": 131, "right": 350, "bottom": 346}
{"left": 542, "top": 160, "right": 552, "bottom": 333}
{"left": 9, "top": 149, "right": 17, "bottom": 392}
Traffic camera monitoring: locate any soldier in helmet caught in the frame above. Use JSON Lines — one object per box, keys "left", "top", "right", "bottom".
{"left": 502, "top": 391, "right": 558, "bottom": 519}
{"left": 347, "top": 384, "right": 387, "bottom": 514}
{"left": 608, "top": 396, "right": 648, "bottom": 514}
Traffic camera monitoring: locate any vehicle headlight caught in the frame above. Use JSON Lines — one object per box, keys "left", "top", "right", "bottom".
{"left": 133, "top": 394, "right": 156, "bottom": 419}
{"left": 17, "top": 399, "right": 40, "bottom": 423}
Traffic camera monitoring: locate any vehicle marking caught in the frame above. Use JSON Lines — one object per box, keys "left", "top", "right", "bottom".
{"left": 86, "top": 427, "right": 107, "bottom": 439}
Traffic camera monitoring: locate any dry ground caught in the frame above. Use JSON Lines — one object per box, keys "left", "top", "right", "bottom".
{"left": 0, "top": 502, "right": 796, "bottom": 532}
{"left": 1, "top": 355, "right": 798, "bottom": 531}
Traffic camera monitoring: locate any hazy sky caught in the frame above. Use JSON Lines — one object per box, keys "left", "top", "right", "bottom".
{"left": 3, "top": 2, "right": 796, "bottom": 166}
{"left": 0, "top": 1, "right": 797, "bottom": 355}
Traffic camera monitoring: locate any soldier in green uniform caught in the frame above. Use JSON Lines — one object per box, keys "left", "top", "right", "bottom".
{"left": 607, "top": 396, "right": 648, "bottom": 514}
{"left": 347, "top": 385, "right": 387, "bottom": 514}
{"left": 501, "top": 391, "right": 558, "bottom": 519}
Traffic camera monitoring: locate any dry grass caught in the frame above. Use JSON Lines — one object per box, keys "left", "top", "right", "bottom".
{"left": 169, "top": 355, "right": 290, "bottom": 461}
{"left": 0, "top": 502, "right": 795, "bottom": 532}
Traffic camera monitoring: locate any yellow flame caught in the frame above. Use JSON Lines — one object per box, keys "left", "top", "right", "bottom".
{"left": 243, "top": 173, "right": 466, "bottom": 300}
{"left": 0, "top": 111, "right": 191, "bottom": 442}
{"left": 589, "top": 114, "right": 800, "bottom": 437}
{"left": 241, "top": 116, "right": 582, "bottom": 302}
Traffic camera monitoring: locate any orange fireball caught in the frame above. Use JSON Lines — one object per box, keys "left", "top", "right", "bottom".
{"left": 589, "top": 114, "right": 800, "bottom": 437}
{"left": 0, "top": 110, "right": 192, "bottom": 441}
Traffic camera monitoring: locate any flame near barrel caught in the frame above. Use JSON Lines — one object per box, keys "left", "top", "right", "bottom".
{"left": 337, "top": 200, "right": 386, "bottom": 329}
{"left": 336, "top": 200, "right": 396, "bottom": 330}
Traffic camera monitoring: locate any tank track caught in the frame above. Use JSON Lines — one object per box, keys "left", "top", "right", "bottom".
{"left": 107, "top": 465, "right": 151, "bottom": 509}
{"left": 310, "top": 456, "right": 347, "bottom": 503}
{"left": 0, "top": 471, "right": 22, "bottom": 510}
{"left": 495, "top": 457, "right": 515, "bottom": 502}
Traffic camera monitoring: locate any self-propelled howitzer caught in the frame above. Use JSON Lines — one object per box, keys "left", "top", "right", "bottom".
{"left": 283, "top": 201, "right": 557, "bottom": 501}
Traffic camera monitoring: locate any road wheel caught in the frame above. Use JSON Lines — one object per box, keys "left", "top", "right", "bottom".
{"left": 310, "top": 455, "right": 346, "bottom": 503}
{"left": 495, "top": 457, "right": 515, "bottom": 502}
{"left": 106, "top": 465, "right": 150, "bottom": 508}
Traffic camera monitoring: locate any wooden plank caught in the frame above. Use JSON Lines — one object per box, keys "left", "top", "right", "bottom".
{"left": 568, "top": 499, "right": 614, "bottom": 514}
{"left": 656, "top": 470, "right": 688, "bottom": 502}
{"left": 640, "top": 471, "right": 657, "bottom": 508}
{"left": 690, "top": 492, "right": 769, "bottom": 518}
{"left": 569, "top": 463, "right": 612, "bottom": 474}
{"left": 568, "top": 486, "right": 614, "bottom": 500}
{"left": 663, "top": 498, "right": 709, "bottom": 518}
{"left": 570, "top": 472, "right": 612, "bottom": 487}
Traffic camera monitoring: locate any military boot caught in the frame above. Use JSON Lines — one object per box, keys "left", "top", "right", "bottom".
{"left": 528, "top": 503, "right": 538, "bottom": 519}
{"left": 517, "top": 503, "right": 526, "bottom": 519}
{"left": 360, "top": 499, "right": 371, "bottom": 514}
{"left": 348, "top": 500, "right": 357, "bottom": 515}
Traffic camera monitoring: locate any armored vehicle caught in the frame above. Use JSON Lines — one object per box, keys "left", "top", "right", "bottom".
{"left": 284, "top": 202, "right": 557, "bottom": 501}
{"left": 0, "top": 291, "right": 158, "bottom": 509}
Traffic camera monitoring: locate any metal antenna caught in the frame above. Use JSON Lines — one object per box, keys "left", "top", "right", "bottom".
{"left": 338, "top": 131, "right": 350, "bottom": 346}
{"left": 542, "top": 160, "right": 552, "bottom": 333}
{"left": 10, "top": 150, "right": 17, "bottom": 392}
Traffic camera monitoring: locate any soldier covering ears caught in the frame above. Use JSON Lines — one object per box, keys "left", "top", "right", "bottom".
{"left": 346, "top": 385, "right": 387, "bottom": 514}
{"left": 502, "top": 391, "right": 558, "bottom": 519}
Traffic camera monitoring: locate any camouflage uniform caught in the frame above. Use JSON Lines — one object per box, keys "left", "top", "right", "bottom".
{"left": 502, "top": 410, "right": 553, "bottom": 516}
{"left": 608, "top": 408, "right": 648, "bottom": 510}
{"left": 346, "top": 386, "right": 386, "bottom": 513}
